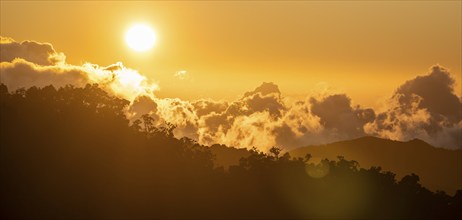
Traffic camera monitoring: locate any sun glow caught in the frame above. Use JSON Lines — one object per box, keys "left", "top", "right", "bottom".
{"left": 125, "top": 24, "right": 156, "bottom": 52}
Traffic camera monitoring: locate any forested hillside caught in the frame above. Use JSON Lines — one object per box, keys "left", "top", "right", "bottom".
{"left": 1, "top": 84, "right": 461, "bottom": 219}
{"left": 290, "top": 136, "right": 462, "bottom": 194}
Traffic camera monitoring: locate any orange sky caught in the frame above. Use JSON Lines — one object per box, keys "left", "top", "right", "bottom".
{"left": 1, "top": 1, "right": 460, "bottom": 108}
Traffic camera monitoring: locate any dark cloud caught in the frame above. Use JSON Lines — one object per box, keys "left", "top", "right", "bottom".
{"left": 272, "top": 123, "right": 299, "bottom": 148}
{"left": 1, "top": 36, "right": 65, "bottom": 65}
{"left": 243, "top": 82, "right": 281, "bottom": 98}
{"left": 0, "top": 59, "right": 88, "bottom": 91}
{"left": 240, "top": 82, "right": 286, "bottom": 117}
{"left": 365, "top": 66, "right": 462, "bottom": 149}
{"left": 396, "top": 65, "right": 462, "bottom": 124}
{"left": 192, "top": 99, "right": 228, "bottom": 117}
{"left": 310, "top": 94, "right": 375, "bottom": 138}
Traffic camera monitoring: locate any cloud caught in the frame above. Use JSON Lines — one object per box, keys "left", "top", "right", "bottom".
{"left": 365, "top": 66, "right": 462, "bottom": 149}
{"left": 181, "top": 83, "right": 369, "bottom": 150}
{"left": 174, "top": 70, "right": 189, "bottom": 80}
{"left": 127, "top": 95, "right": 159, "bottom": 120}
{"left": 0, "top": 59, "right": 88, "bottom": 90}
{"left": 190, "top": 99, "right": 227, "bottom": 118}
{"left": 0, "top": 36, "right": 65, "bottom": 65}
{"left": 156, "top": 71, "right": 460, "bottom": 150}
{"left": 395, "top": 65, "right": 461, "bottom": 124}
{"left": 220, "top": 111, "right": 277, "bottom": 151}
{"left": 1, "top": 37, "right": 460, "bottom": 150}
{"left": 243, "top": 82, "right": 281, "bottom": 97}
{"left": 146, "top": 97, "right": 202, "bottom": 140}
{"left": 271, "top": 101, "right": 324, "bottom": 148}
{"left": 310, "top": 94, "right": 375, "bottom": 138}
{"left": 364, "top": 94, "right": 433, "bottom": 142}
{"left": 1, "top": 37, "right": 158, "bottom": 101}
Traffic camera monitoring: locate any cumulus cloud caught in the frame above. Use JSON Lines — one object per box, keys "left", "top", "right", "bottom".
{"left": 310, "top": 94, "right": 375, "bottom": 138}
{"left": 0, "top": 36, "right": 65, "bottom": 65}
{"left": 0, "top": 37, "right": 158, "bottom": 101}
{"left": 127, "top": 95, "right": 159, "bottom": 120}
{"left": 154, "top": 69, "right": 460, "bottom": 150}
{"left": 192, "top": 99, "right": 228, "bottom": 117}
{"left": 1, "top": 37, "right": 460, "bottom": 150}
{"left": 396, "top": 66, "right": 461, "bottom": 124}
{"left": 0, "top": 59, "right": 88, "bottom": 90}
{"left": 152, "top": 82, "right": 372, "bottom": 151}
{"left": 365, "top": 66, "right": 462, "bottom": 149}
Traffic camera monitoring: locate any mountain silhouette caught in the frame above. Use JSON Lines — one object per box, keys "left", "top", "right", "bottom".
{"left": 289, "top": 136, "right": 462, "bottom": 194}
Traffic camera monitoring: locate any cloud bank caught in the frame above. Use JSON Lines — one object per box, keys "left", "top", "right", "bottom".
{"left": 0, "top": 36, "right": 158, "bottom": 101}
{"left": 1, "top": 37, "right": 460, "bottom": 150}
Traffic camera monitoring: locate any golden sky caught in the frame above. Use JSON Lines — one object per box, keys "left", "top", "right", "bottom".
{"left": 1, "top": 1, "right": 460, "bottom": 107}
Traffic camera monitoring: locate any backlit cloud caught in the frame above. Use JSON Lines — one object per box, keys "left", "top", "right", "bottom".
{"left": 365, "top": 66, "right": 462, "bottom": 149}
{"left": 0, "top": 36, "right": 65, "bottom": 65}
{"left": 0, "top": 37, "right": 158, "bottom": 101}
{"left": 1, "top": 37, "right": 460, "bottom": 151}
{"left": 174, "top": 70, "right": 189, "bottom": 80}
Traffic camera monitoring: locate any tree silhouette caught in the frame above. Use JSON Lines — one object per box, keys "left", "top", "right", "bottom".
{"left": 269, "top": 146, "right": 281, "bottom": 158}
{"left": 0, "top": 83, "right": 460, "bottom": 219}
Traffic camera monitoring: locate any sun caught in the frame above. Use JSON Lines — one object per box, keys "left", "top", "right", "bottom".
{"left": 125, "top": 24, "right": 156, "bottom": 52}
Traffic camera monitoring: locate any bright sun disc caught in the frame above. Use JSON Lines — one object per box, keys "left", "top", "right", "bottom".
{"left": 125, "top": 24, "right": 156, "bottom": 52}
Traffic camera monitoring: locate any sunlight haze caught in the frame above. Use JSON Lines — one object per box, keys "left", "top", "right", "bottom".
{"left": 1, "top": 1, "right": 462, "bottom": 219}
{"left": 1, "top": 1, "right": 460, "bottom": 108}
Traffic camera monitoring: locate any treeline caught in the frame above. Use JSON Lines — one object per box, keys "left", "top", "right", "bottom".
{"left": 0, "top": 84, "right": 461, "bottom": 219}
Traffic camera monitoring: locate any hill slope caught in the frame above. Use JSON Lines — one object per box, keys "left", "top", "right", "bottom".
{"left": 210, "top": 144, "right": 251, "bottom": 169}
{"left": 290, "top": 136, "right": 462, "bottom": 194}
